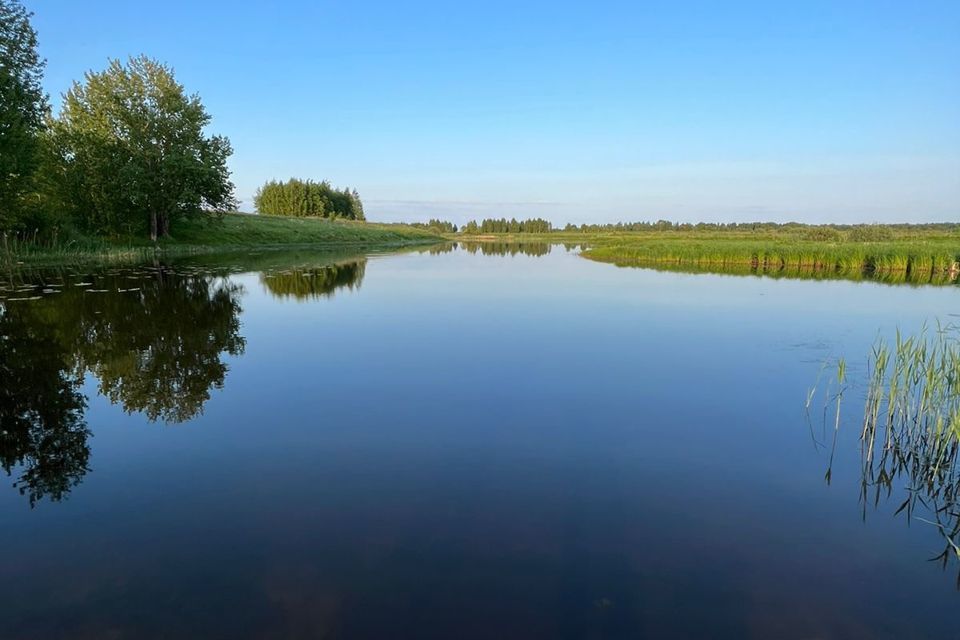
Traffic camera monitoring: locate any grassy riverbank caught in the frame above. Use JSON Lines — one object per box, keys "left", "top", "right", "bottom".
{"left": 580, "top": 238, "right": 960, "bottom": 282}
{"left": 455, "top": 225, "right": 960, "bottom": 283}
{"left": 2, "top": 213, "right": 443, "bottom": 266}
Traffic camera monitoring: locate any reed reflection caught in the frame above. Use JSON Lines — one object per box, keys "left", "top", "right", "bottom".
{"left": 594, "top": 259, "right": 959, "bottom": 286}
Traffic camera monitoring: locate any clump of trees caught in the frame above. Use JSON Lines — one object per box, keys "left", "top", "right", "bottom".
{"left": 409, "top": 219, "right": 457, "bottom": 233}
{"left": 1, "top": 1, "right": 235, "bottom": 242}
{"left": 461, "top": 218, "right": 553, "bottom": 234}
{"left": 254, "top": 179, "right": 364, "bottom": 220}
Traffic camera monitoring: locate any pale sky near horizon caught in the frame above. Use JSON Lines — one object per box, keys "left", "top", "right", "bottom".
{"left": 29, "top": 1, "right": 960, "bottom": 225}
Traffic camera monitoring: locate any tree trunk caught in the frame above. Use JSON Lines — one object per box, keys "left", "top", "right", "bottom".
{"left": 150, "top": 211, "right": 158, "bottom": 242}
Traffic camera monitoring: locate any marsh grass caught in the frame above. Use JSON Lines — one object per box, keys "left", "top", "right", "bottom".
{"left": 816, "top": 325, "right": 960, "bottom": 582}
{"left": 584, "top": 240, "right": 960, "bottom": 285}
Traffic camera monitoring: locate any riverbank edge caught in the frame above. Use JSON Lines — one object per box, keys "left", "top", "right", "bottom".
{"left": 2, "top": 214, "right": 446, "bottom": 267}
{"left": 2, "top": 238, "right": 446, "bottom": 267}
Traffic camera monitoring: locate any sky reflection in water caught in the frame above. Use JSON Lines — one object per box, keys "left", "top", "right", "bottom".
{"left": 0, "top": 245, "right": 957, "bottom": 639}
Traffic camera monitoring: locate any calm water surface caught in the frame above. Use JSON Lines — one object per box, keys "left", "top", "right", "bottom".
{"left": 0, "top": 245, "right": 957, "bottom": 639}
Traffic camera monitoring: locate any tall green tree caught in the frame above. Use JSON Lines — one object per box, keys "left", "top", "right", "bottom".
{"left": 50, "top": 56, "right": 235, "bottom": 240}
{"left": 0, "top": 0, "right": 47, "bottom": 232}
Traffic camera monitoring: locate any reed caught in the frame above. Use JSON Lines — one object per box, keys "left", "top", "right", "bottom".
{"left": 583, "top": 239, "right": 960, "bottom": 285}
{"left": 835, "top": 325, "right": 960, "bottom": 571}
{"left": 860, "top": 325, "right": 960, "bottom": 453}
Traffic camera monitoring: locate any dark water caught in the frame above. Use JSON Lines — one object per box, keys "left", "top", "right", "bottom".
{"left": 0, "top": 245, "right": 957, "bottom": 639}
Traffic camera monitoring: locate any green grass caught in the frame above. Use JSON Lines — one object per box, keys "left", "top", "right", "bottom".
{"left": 169, "top": 213, "right": 440, "bottom": 246}
{"left": 2, "top": 213, "right": 443, "bottom": 266}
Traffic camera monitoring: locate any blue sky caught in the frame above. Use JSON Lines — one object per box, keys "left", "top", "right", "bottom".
{"left": 29, "top": 1, "right": 960, "bottom": 224}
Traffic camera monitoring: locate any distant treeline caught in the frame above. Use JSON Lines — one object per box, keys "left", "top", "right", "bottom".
{"left": 461, "top": 218, "right": 553, "bottom": 234}
{"left": 409, "top": 219, "right": 458, "bottom": 233}
{"left": 559, "top": 220, "right": 960, "bottom": 239}
{"left": 254, "top": 179, "right": 364, "bottom": 220}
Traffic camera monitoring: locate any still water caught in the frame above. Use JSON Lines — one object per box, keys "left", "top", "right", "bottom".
{"left": 0, "top": 244, "right": 957, "bottom": 639}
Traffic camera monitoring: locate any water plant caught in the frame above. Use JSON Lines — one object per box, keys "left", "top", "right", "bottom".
{"left": 817, "top": 324, "right": 960, "bottom": 582}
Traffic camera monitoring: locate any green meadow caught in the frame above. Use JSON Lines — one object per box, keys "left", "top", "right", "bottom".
{"left": 2, "top": 213, "right": 442, "bottom": 266}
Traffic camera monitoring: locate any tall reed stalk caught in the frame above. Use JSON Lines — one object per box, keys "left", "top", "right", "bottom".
{"left": 827, "top": 325, "right": 960, "bottom": 578}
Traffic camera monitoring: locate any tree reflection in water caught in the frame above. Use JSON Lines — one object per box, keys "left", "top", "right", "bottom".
{"left": 259, "top": 259, "right": 366, "bottom": 300}
{"left": 0, "top": 265, "right": 246, "bottom": 503}
{"left": 0, "top": 305, "right": 89, "bottom": 506}
{"left": 457, "top": 241, "right": 552, "bottom": 257}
